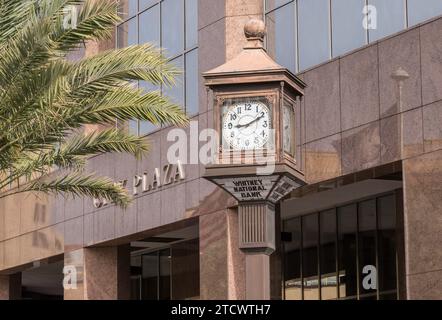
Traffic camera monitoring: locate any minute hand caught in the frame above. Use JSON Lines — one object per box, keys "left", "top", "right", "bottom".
{"left": 235, "top": 114, "right": 265, "bottom": 129}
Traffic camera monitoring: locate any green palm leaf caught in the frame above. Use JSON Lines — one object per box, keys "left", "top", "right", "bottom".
{"left": 0, "top": 0, "right": 189, "bottom": 208}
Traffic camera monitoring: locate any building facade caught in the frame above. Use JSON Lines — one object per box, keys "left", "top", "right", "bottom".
{"left": 1, "top": 0, "right": 442, "bottom": 300}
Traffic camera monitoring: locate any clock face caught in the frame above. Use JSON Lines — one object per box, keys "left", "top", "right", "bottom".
{"left": 222, "top": 100, "right": 271, "bottom": 150}
{"left": 283, "top": 105, "right": 292, "bottom": 153}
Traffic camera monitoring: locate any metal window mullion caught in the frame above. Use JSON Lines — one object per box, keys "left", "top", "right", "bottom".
{"left": 405, "top": 0, "right": 409, "bottom": 29}
{"left": 328, "top": 0, "right": 332, "bottom": 59}
{"left": 295, "top": 0, "right": 300, "bottom": 73}
{"left": 300, "top": 217, "right": 304, "bottom": 300}
{"left": 335, "top": 208, "right": 340, "bottom": 300}
{"left": 375, "top": 196, "right": 380, "bottom": 300}
{"left": 365, "top": 0, "right": 370, "bottom": 44}
{"left": 317, "top": 212, "right": 321, "bottom": 300}
{"left": 170, "top": 247, "right": 173, "bottom": 300}
{"left": 356, "top": 204, "right": 360, "bottom": 300}
{"left": 183, "top": 0, "right": 187, "bottom": 114}
{"left": 157, "top": 251, "right": 160, "bottom": 300}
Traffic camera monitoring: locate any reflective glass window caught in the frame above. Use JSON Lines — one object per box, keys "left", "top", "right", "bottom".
{"left": 320, "top": 209, "right": 338, "bottom": 300}
{"left": 139, "top": 5, "right": 160, "bottom": 46}
{"left": 185, "top": 0, "right": 198, "bottom": 49}
{"left": 185, "top": 49, "right": 199, "bottom": 115}
{"left": 119, "top": 0, "right": 138, "bottom": 19}
{"left": 338, "top": 204, "right": 358, "bottom": 299}
{"left": 368, "top": 0, "right": 406, "bottom": 42}
{"left": 302, "top": 213, "right": 319, "bottom": 300}
{"left": 266, "top": 2, "right": 297, "bottom": 73}
{"left": 284, "top": 217, "right": 302, "bottom": 300}
{"left": 331, "top": 0, "right": 367, "bottom": 57}
{"left": 161, "top": 0, "right": 185, "bottom": 57}
{"left": 358, "top": 200, "right": 377, "bottom": 299}
{"left": 117, "top": 17, "right": 137, "bottom": 48}
{"left": 408, "top": 0, "right": 442, "bottom": 26}
{"left": 298, "top": 0, "right": 330, "bottom": 70}
{"left": 377, "top": 195, "right": 397, "bottom": 297}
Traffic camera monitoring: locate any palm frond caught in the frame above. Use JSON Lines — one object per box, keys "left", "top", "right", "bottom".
{"left": 22, "top": 172, "right": 131, "bottom": 208}
{"left": 0, "top": 0, "right": 188, "bottom": 208}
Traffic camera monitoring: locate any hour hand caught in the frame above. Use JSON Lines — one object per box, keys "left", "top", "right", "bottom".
{"left": 235, "top": 114, "right": 264, "bottom": 129}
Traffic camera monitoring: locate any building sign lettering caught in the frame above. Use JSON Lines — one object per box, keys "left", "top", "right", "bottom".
{"left": 93, "top": 161, "right": 185, "bottom": 208}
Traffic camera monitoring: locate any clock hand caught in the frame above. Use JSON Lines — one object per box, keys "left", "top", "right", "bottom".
{"left": 235, "top": 114, "right": 265, "bottom": 129}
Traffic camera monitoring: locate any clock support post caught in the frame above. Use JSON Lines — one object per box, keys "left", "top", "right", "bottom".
{"left": 202, "top": 19, "right": 307, "bottom": 300}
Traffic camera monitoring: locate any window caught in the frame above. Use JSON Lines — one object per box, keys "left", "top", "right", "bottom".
{"left": 131, "top": 239, "right": 200, "bottom": 300}
{"left": 408, "top": 0, "right": 442, "bottom": 26}
{"left": 331, "top": 0, "right": 367, "bottom": 57}
{"left": 297, "top": 0, "right": 330, "bottom": 71}
{"left": 368, "top": 0, "right": 406, "bottom": 42}
{"left": 265, "top": 0, "right": 442, "bottom": 71}
{"left": 283, "top": 192, "right": 402, "bottom": 300}
{"left": 266, "top": 1, "right": 297, "bottom": 73}
{"left": 117, "top": 0, "right": 199, "bottom": 136}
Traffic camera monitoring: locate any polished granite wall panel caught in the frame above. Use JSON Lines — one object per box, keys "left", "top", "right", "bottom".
{"left": 305, "top": 134, "right": 342, "bottom": 184}
{"left": 341, "top": 122, "right": 381, "bottom": 174}
{"left": 380, "top": 108, "right": 424, "bottom": 163}
{"left": 0, "top": 273, "right": 21, "bottom": 300}
{"left": 64, "top": 249, "right": 85, "bottom": 300}
{"left": 0, "top": 202, "right": 4, "bottom": 242}
{"left": 114, "top": 152, "right": 139, "bottom": 238}
{"left": 20, "top": 193, "right": 54, "bottom": 234}
{"left": 403, "top": 150, "right": 442, "bottom": 276}
{"left": 423, "top": 100, "right": 442, "bottom": 153}
{"left": 378, "top": 28, "right": 422, "bottom": 117}
{"left": 340, "top": 45, "right": 380, "bottom": 131}
{"left": 186, "top": 179, "right": 201, "bottom": 217}
{"left": 407, "top": 270, "right": 442, "bottom": 300}
{"left": 115, "top": 203, "right": 137, "bottom": 239}
{"left": 199, "top": 210, "right": 228, "bottom": 299}
{"left": 198, "top": 0, "right": 225, "bottom": 30}
{"left": 0, "top": 242, "right": 4, "bottom": 270}
{"left": 3, "top": 237, "right": 20, "bottom": 269}
{"left": 83, "top": 247, "right": 119, "bottom": 300}
{"left": 226, "top": 209, "right": 246, "bottom": 300}
{"left": 83, "top": 213, "right": 94, "bottom": 247}
{"left": 304, "top": 60, "right": 341, "bottom": 142}
{"left": 3, "top": 194, "right": 20, "bottom": 240}
{"left": 137, "top": 191, "right": 161, "bottom": 232}
{"left": 200, "top": 209, "right": 245, "bottom": 300}
{"left": 160, "top": 183, "right": 187, "bottom": 226}
{"left": 65, "top": 216, "right": 84, "bottom": 253}
{"left": 420, "top": 18, "right": 442, "bottom": 106}
{"left": 93, "top": 206, "right": 116, "bottom": 244}
{"left": 199, "top": 19, "right": 226, "bottom": 113}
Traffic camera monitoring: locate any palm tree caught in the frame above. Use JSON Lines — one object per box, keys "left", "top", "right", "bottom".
{"left": 0, "top": 0, "right": 188, "bottom": 208}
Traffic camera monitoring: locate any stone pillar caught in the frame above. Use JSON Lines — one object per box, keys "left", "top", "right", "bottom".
{"left": 200, "top": 209, "right": 246, "bottom": 300}
{"left": 64, "top": 245, "right": 130, "bottom": 300}
{"left": 225, "top": 0, "right": 264, "bottom": 60}
{"left": 0, "top": 273, "right": 21, "bottom": 300}
{"left": 403, "top": 150, "right": 442, "bottom": 299}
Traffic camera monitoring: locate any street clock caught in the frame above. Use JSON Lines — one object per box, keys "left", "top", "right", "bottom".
{"left": 203, "top": 19, "right": 306, "bottom": 255}
{"left": 202, "top": 18, "right": 307, "bottom": 300}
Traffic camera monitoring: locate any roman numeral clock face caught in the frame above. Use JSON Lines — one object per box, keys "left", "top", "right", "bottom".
{"left": 222, "top": 100, "right": 271, "bottom": 150}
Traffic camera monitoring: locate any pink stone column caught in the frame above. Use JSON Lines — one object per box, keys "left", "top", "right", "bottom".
{"left": 64, "top": 245, "right": 130, "bottom": 300}
{"left": 199, "top": 209, "right": 246, "bottom": 299}
{"left": 0, "top": 273, "right": 21, "bottom": 300}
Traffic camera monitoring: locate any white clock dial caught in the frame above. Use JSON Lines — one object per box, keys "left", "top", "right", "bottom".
{"left": 222, "top": 100, "right": 271, "bottom": 150}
